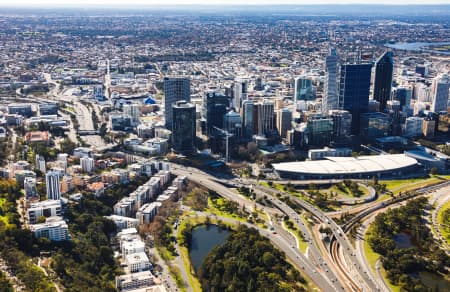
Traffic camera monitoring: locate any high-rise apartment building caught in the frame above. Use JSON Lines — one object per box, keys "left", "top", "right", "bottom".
{"left": 46, "top": 171, "right": 61, "bottom": 200}
{"left": 431, "top": 74, "right": 450, "bottom": 113}
{"left": 373, "top": 51, "right": 394, "bottom": 112}
{"left": 164, "top": 77, "right": 190, "bottom": 130}
{"left": 80, "top": 157, "right": 95, "bottom": 173}
{"left": 323, "top": 48, "right": 339, "bottom": 112}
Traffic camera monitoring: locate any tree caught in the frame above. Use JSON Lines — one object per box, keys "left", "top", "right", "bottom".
{"left": 37, "top": 216, "right": 47, "bottom": 223}
{"left": 430, "top": 167, "right": 438, "bottom": 175}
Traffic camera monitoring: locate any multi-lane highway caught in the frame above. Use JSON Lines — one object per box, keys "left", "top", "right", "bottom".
{"left": 170, "top": 164, "right": 343, "bottom": 291}
{"left": 169, "top": 162, "right": 450, "bottom": 292}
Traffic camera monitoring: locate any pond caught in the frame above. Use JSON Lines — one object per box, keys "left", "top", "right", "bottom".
{"left": 189, "top": 224, "right": 231, "bottom": 273}
{"left": 393, "top": 232, "right": 414, "bottom": 249}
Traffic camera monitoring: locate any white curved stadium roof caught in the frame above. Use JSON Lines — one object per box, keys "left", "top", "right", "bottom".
{"left": 273, "top": 154, "right": 418, "bottom": 175}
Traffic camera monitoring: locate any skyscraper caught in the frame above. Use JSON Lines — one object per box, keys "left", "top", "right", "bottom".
{"left": 241, "top": 99, "right": 254, "bottom": 138}
{"left": 164, "top": 77, "right": 190, "bottom": 130}
{"left": 233, "top": 78, "right": 248, "bottom": 111}
{"left": 172, "top": 100, "right": 196, "bottom": 154}
{"left": 224, "top": 111, "right": 242, "bottom": 138}
{"left": 431, "top": 74, "right": 450, "bottom": 113}
{"left": 46, "top": 171, "right": 61, "bottom": 201}
{"left": 256, "top": 99, "right": 275, "bottom": 136}
{"left": 306, "top": 113, "right": 333, "bottom": 147}
{"left": 204, "top": 91, "right": 228, "bottom": 135}
{"left": 294, "top": 76, "right": 314, "bottom": 101}
{"left": 372, "top": 51, "right": 394, "bottom": 112}
{"left": 339, "top": 63, "right": 372, "bottom": 135}
{"left": 276, "top": 108, "right": 292, "bottom": 139}
{"left": 394, "top": 86, "right": 413, "bottom": 110}
{"left": 329, "top": 110, "right": 352, "bottom": 141}
{"left": 323, "top": 48, "right": 339, "bottom": 112}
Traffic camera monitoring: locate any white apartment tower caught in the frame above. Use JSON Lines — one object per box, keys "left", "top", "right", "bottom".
{"left": 45, "top": 171, "right": 61, "bottom": 200}
{"left": 80, "top": 157, "right": 95, "bottom": 173}
{"left": 431, "top": 74, "right": 450, "bottom": 113}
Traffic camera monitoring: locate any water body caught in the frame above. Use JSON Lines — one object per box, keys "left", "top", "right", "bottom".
{"left": 385, "top": 42, "right": 450, "bottom": 55}
{"left": 189, "top": 224, "right": 230, "bottom": 273}
{"left": 393, "top": 232, "right": 413, "bottom": 249}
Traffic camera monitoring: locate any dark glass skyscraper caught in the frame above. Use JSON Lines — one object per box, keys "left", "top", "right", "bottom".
{"left": 373, "top": 51, "right": 394, "bottom": 112}
{"left": 172, "top": 100, "right": 196, "bottom": 154}
{"left": 339, "top": 63, "right": 372, "bottom": 135}
{"left": 164, "top": 77, "right": 190, "bottom": 130}
{"left": 204, "top": 91, "right": 228, "bottom": 135}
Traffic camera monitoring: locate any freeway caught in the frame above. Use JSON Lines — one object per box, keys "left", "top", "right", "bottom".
{"left": 250, "top": 185, "right": 346, "bottom": 291}
{"left": 170, "top": 164, "right": 341, "bottom": 291}
{"left": 252, "top": 183, "right": 380, "bottom": 291}
{"left": 170, "top": 165, "right": 281, "bottom": 216}
{"left": 289, "top": 196, "right": 380, "bottom": 291}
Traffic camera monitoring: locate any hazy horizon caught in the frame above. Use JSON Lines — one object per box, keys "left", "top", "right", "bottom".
{"left": 2, "top": 0, "right": 450, "bottom": 7}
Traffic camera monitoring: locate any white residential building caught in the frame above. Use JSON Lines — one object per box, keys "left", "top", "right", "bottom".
{"left": 106, "top": 215, "right": 139, "bottom": 231}
{"left": 431, "top": 73, "right": 450, "bottom": 113}
{"left": 136, "top": 202, "right": 162, "bottom": 224}
{"left": 35, "top": 154, "right": 46, "bottom": 173}
{"left": 126, "top": 252, "right": 151, "bottom": 273}
{"left": 45, "top": 170, "right": 61, "bottom": 200}
{"left": 27, "top": 200, "right": 62, "bottom": 224}
{"left": 29, "top": 217, "right": 70, "bottom": 241}
{"left": 122, "top": 238, "right": 146, "bottom": 256}
{"left": 24, "top": 177, "right": 37, "bottom": 198}
{"left": 115, "top": 271, "right": 155, "bottom": 291}
{"left": 73, "top": 147, "right": 93, "bottom": 158}
{"left": 80, "top": 156, "right": 95, "bottom": 173}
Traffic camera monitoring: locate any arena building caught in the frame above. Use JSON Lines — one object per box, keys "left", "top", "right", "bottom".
{"left": 273, "top": 154, "right": 419, "bottom": 179}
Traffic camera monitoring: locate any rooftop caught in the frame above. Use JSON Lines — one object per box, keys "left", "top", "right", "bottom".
{"left": 273, "top": 154, "right": 418, "bottom": 175}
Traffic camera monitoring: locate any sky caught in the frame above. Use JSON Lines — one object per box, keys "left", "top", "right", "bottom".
{"left": 1, "top": 0, "right": 450, "bottom": 7}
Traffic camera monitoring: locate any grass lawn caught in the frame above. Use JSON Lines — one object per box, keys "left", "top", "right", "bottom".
{"left": 207, "top": 197, "right": 248, "bottom": 223}
{"left": 324, "top": 184, "right": 370, "bottom": 199}
{"left": 437, "top": 200, "right": 450, "bottom": 246}
{"left": 381, "top": 176, "right": 446, "bottom": 194}
{"left": 282, "top": 221, "right": 308, "bottom": 253}
{"left": 168, "top": 264, "right": 187, "bottom": 292}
